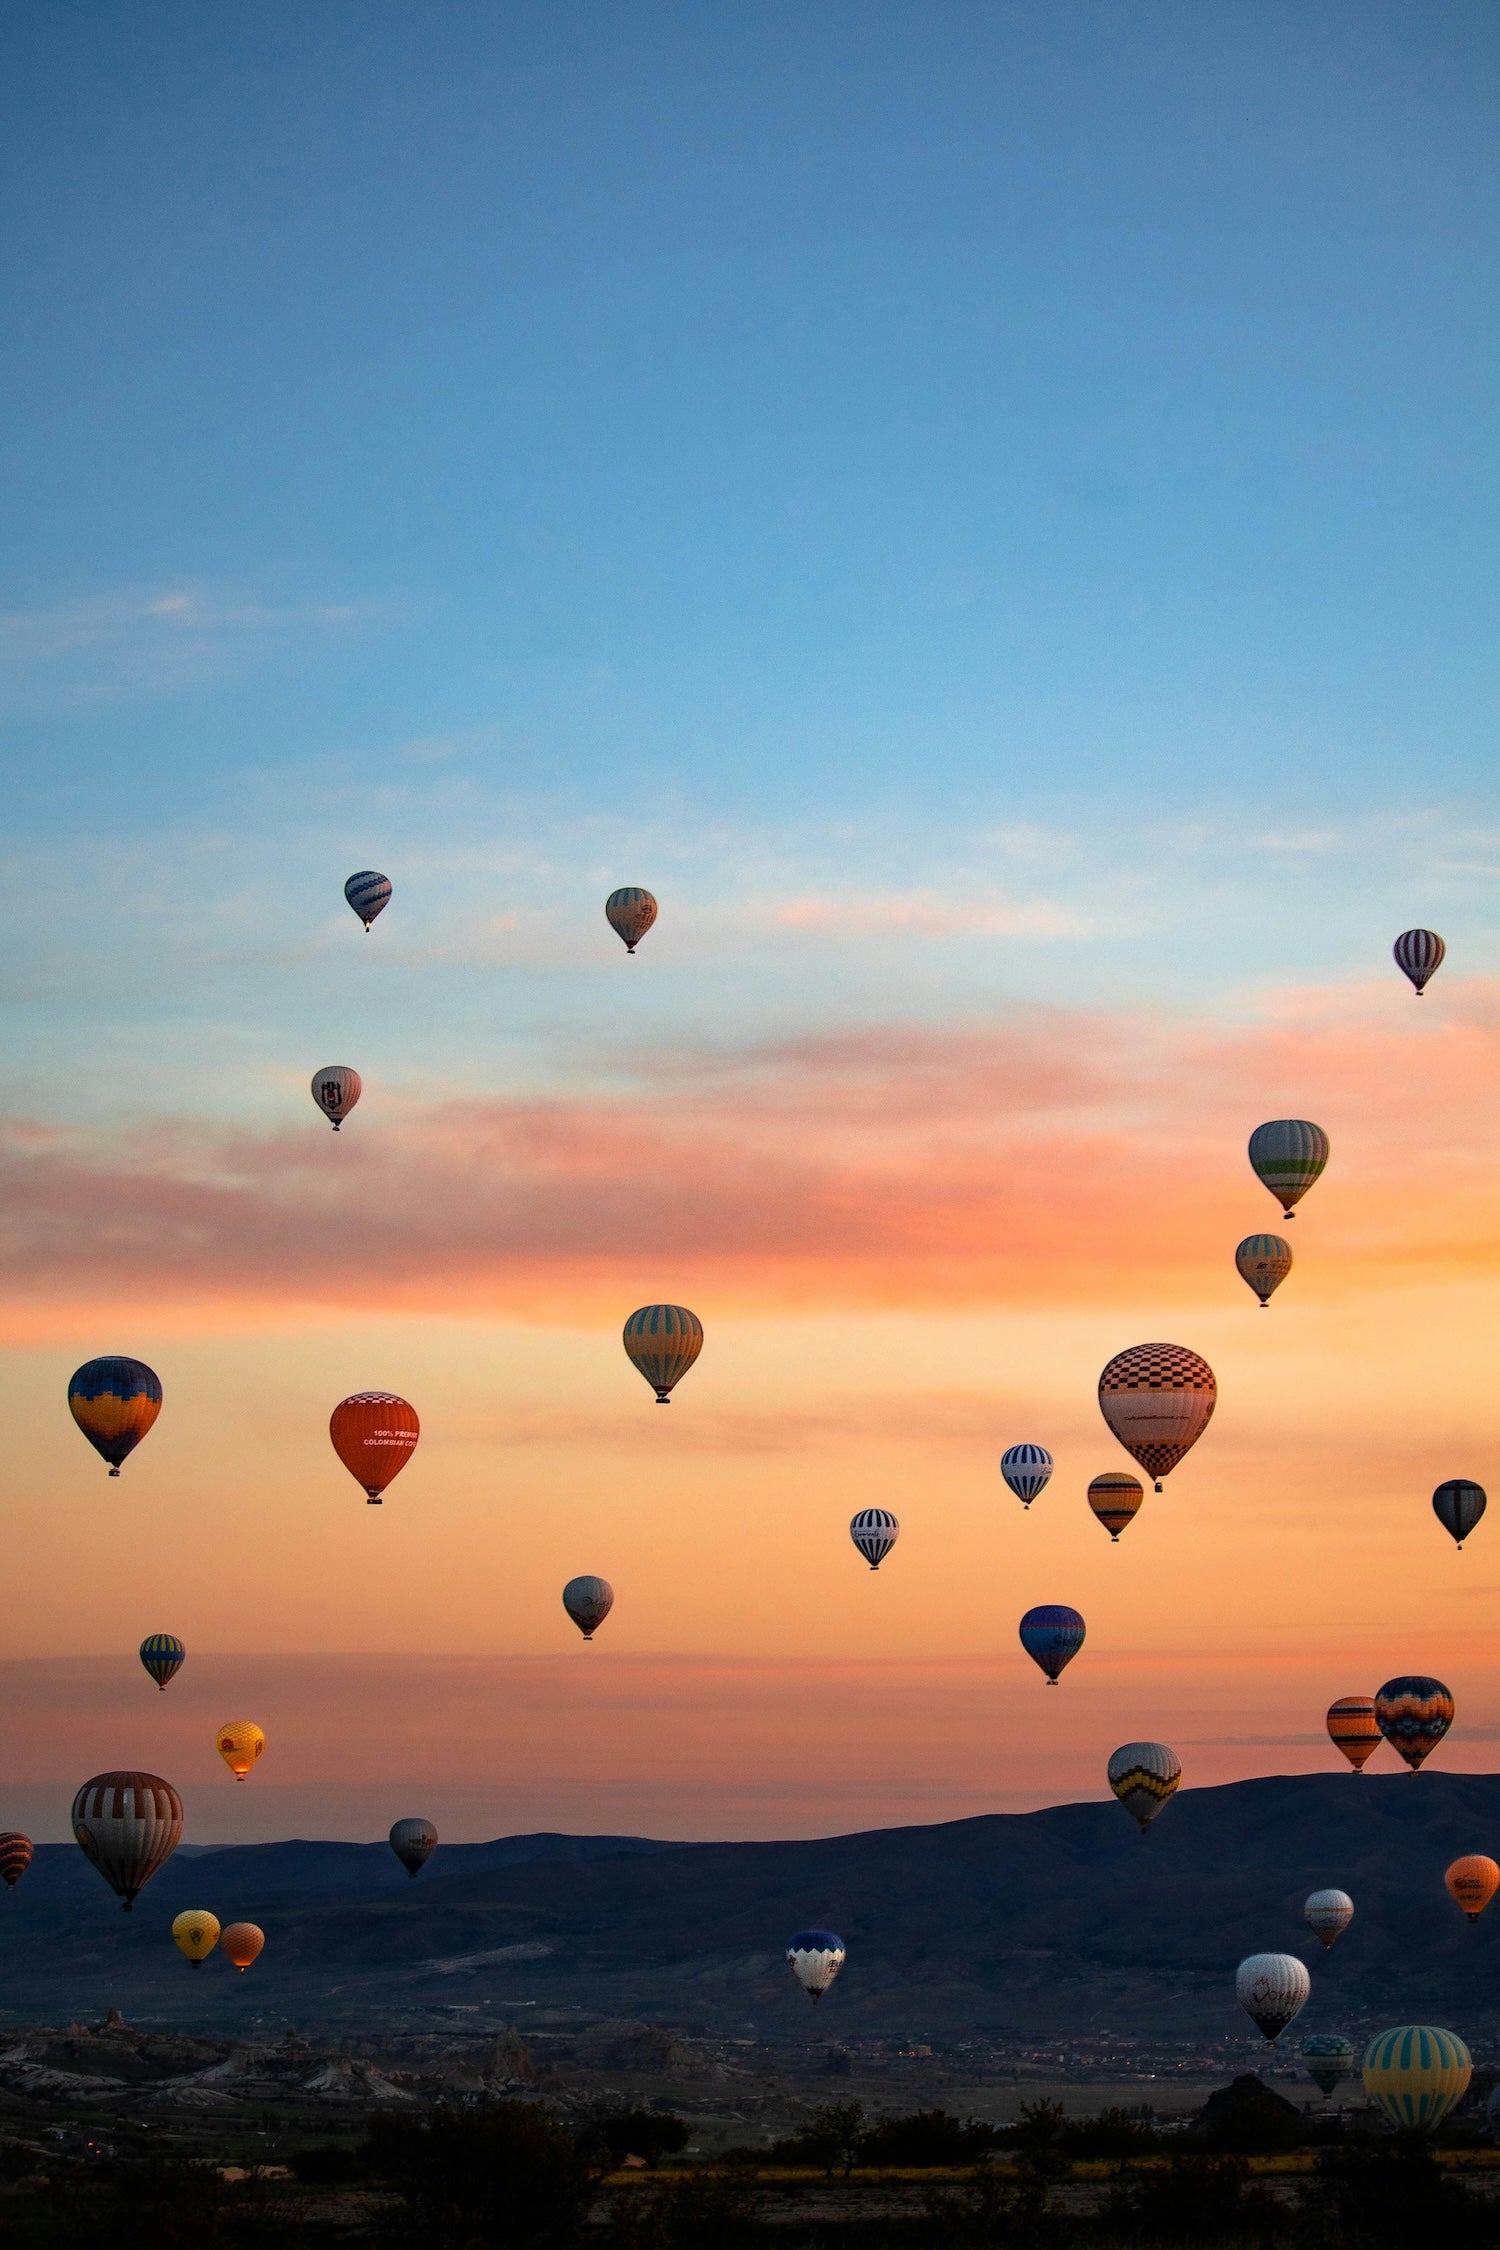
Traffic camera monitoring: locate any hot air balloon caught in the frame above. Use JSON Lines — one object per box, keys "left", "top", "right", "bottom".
{"left": 0, "top": 1835, "right": 33, "bottom": 1892}
{"left": 345, "top": 871, "right": 391, "bottom": 930}
{"left": 1097, "top": 1344, "right": 1216, "bottom": 1491}
{"left": 1248, "top": 1120, "right": 1329, "bottom": 1219}
{"left": 1019, "top": 1605, "right": 1085, "bottom": 1686}
{"left": 850, "top": 1509, "right": 899, "bottom": 1569}
{"left": 68, "top": 1357, "right": 162, "bottom": 1477}
{"left": 1305, "top": 1889, "right": 1353, "bottom": 1951}
{"left": 1445, "top": 1855, "right": 1499, "bottom": 1925}
{"left": 1107, "top": 1742, "right": 1181, "bottom": 1835}
{"left": 1088, "top": 1472, "right": 1144, "bottom": 1542}
{"left": 1302, "top": 2033, "right": 1354, "bottom": 2099}
{"left": 1235, "top": 1234, "right": 1291, "bottom": 1308}
{"left": 1394, "top": 929, "right": 1445, "bottom": 996}
{"left": 390, "top": 1818, "right": 438, "bottom": 1878}
{"left": 1363, "top": 2026, "right": 1471, "bottom": 2128}
{"left": 310, "top": 1066, "right": 362, "bottom": 1132}
{"left": 172, "top": 1910, "right": 220, "bottom": 1967}
{"left": 221, "top": 1922, "right": 265, "bottom": 1975}
{"left": 1433, "top": 1479, "right": 1486, "bottom": 1551}
{"left": 138, "top": 1634, "right": 185, "bottom": 1692}
{"left": 1000, "top": 1444, "right": 1053, "bottom": 1508}
{"left": 787, "top": 1929, "right": 844, "bottom": 2005}
{"left": 1374, "top": 1676, "right": 1454, "bottom": 1772}
{"left": 562, "top": 1576, "right": 614, "bottom": 1640}
{"left": 1327, "top": 1695, "right": 1381, "bottom": 1772}
{"left": 1235, "top": 1953, "right": 1310, "bottom": 2043}
{"left": 622, "top": 1306, "right": 703, "bottom": 1402}
{"left": 330, "top": 1392, "right": 420, "bottom": 1503}
{"left": 71, "top": 1772, "right": 182, "bottom": 1911}
{"left": 606, "top": 888, "right": 658, "bottom": 954}
{"left": 216, "top": 1721, "right": 265, "bottom": 1782}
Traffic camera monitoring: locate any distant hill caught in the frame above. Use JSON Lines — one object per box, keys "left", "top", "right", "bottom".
{"left": 4, "top": 1774, "right": 1498, "bottom": 2042}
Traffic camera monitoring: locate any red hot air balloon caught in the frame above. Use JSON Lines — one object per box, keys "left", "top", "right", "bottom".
{"left": 1097, "top": 1344, "right": 1216, "bottom": 1491}
{"left": 71, "top": 1772, "right": 183, "bottom": 1911}
{"left": 330, "top": 1393, "right": 419, "bottom": 1504}
{"left": 0, "top": 1834, "right": 32, "bottom": 1891}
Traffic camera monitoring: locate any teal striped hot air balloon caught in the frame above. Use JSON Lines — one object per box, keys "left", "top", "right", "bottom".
{"left": 1235, "top": 1234, "right": 1291, "bottom": 1307}
{"left": 1362, "top": 2026, "right": 1471, "bottom": 2129}
{"left": 622, "top": 1305, "right": 703, "bottom": 1402}
{"left": 1248, "top": 1120, "right": 1329, "bottom": 1219}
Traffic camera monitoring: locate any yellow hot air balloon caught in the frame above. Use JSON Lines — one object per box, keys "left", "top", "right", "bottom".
{"left": 1362, "top": 2026, "right": 1471, "bottom": 2129}
{"left": 220, "top": 1921, "right": 265, "bottom": 1974}
{"left": 622, "top": 1305, "right": 703, "bottom": 1402}
{"left": 216, "top": 1721, "right": 265, "bottom": 1782}
{"left": 172, "top": 1909, "right": 220, "bottom": 1967}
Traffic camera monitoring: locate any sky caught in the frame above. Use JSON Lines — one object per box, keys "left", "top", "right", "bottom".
{"left": 0, "top": 0, "right": 1497, "bottom": 1845}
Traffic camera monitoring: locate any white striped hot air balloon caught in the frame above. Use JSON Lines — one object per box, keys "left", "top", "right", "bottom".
{"left": 1235, "top": 1234, "right": 1291, "bottom": 1307}
{"left": 849, "top": 1509, "right": 899, "bottom": 1570}
{"left": 1304, "top": 1888, "right": 1353, "bottom": 1951}
{"left": 71, "top": 1772, "right": 183, "bottom": 1912}
{"left": 623, "top": 1306, "right": 703, "bottom": 1402}
{"left": 1000, "top": 1444, "right": 1052, "bottom": 1508}
{"left": 1393, "top": 928, "right": 1444, "bottom": 995}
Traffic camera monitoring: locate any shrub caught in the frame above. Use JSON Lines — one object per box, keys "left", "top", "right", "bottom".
{"left": 600, "top": 2110, "right": 692, "bottom": 2168}
{"left": 860, "top": 2109, "right": 1003, "bottom": 2167}
{"left": 369, "top": 2098, "right": 596, "bottom": 2248}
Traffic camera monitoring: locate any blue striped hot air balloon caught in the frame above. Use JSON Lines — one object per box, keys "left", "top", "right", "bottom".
{"left": 139, "top": 1634, "right": 185, "bottom": 1692}
{"left": 1363, "top": 2026, "right": 1471, "bottom": 2128}
{"left": 1019, "top": 1605, "right": 1085, "bottom": 1686}
{"left": 850, "top": 1509, "right": 899, "bottom": 1570}
{"left": 344, "top": 871, "right": 392, "bottom": 930}
{"left": 1000, "top": 1444, "right": 1053, "bottom": 1509}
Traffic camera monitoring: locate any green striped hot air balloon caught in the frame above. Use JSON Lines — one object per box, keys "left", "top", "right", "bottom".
{"left": 1362, "top": 2026, "right": 1471, "bottom": 2129}
{"left": 1248, "top": 1120, "right": 1329, "bottom": 1219}
{"left": 622, "top": 1305, "right": 703, "bottom": 1402}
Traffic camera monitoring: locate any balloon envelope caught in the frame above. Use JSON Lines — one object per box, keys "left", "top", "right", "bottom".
{"left": 0, "top": 1834, "right": 32, "bottom": 1892}
{"left": 622, "top": 1305, "right": 703, "bottom": 1402}
{"left": 390, "top": 1817, "right": 438, "bottom": 1878}
{"left": 1235, "top": 1234, "right": 1291, "bottom": 1307}
{"left": 1305, "top": 1888, "right": 1353, "bottom": 1950}
{"left": 1018, "top": 1604, "right": 1085, "bottom": 1685}
{"left": 139, "top": 1634, "right": 185, "bottom": 1691}
{"left": 68, "top": 1356, "right": 162, "bottom": 1476}
{"left": 1374, "top": 1676, "right": 1454, "bottom": 1772}
{"left": 1097, "top": 1343, "right": 1216, "bottom": 1489}
{"left": 221, "top": 1922, "right": 265, "bottom": 1974}
{"left": 1107, "top": 1742, "right": 1181, "bottom": 1833}
{"left": 1248, "top": 1119, "right": 1329, "bottom": 1217}
{"left": 1302, "top": 2033, "right": 1354, "bottom": 2097}
{"left": 71, "top": 1771, "right": 182, "bottom": 1911}
{"left": 850, "top": 1508, "right": 899, "bottom": 1569}
{"left": 605, "top": 887, "right": 658, "bottom": 952}
{"left": 787, "top": 1929, "right": 845, "bottom": 2005}
{"left": 562, "top": 1575, "right": 615, "bottom": 1640}
{"left": 345, "top": 871, "right": 391, "bottom": 929}
{"left": 1327, "top": 1695, "right": 1381, "bottom": 1772}
{"left": 1433, "top": 1479, "right": 1486, "bottom": 1550}
{"left": 173, "top": 1910, "right": 220, "bottom": 1966}
{"left": 1235, "top": 1953, "right": 1310, "bottom": 2042}
{"left": 330, "top": 1392, "right": 420, "bottom": 1503}
{"left": 216, "top": 1721, "right": 265, "bottom": 1781}
{"left": 311, "top": 1066, "right": 362, "bottom": 1131}
{"left": 1363, "top": 2027, "right": 1471, "bottom": 2129}
{"left": 1445, "top": 1855, "right": 1500, "bottom": 1924}
{"left": 1000, "top": 1444, "right": 1052, "bottom": 1506}
{"left": 1088, "top": 1472, "right": 1144, "bottom": 1541}
{"left": 1393, "top": 928, "right": 1444, "bottom": 994}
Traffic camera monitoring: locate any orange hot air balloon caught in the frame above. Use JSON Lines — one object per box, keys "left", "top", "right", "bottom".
{"left": 1087, "top": 1472, "right": 1144, "bottom": 1542}
{"left": 1445, "top": 1856, "right": 1500, "bottom": 1925}
{"left": 1327, "top": 1695, "right": 1381, "bottom": 1772}
{"left": 220, "top": 1921, "right": 265, "bottom": 1973}
{"left": 330, "top": 1392, "right": 419, "bottom": 1504}
{"left": 216, "top": 1721, "right": 265, "bottom": 1781}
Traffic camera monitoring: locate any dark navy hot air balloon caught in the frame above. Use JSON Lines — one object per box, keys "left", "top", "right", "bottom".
{"left": 1019, "top": 1604, "right": 1085, "bottom": 1686}
{"left": 1394, "top": 929, "right": 1444, "bottom": 995}
{"left": 345, "top": 871, "right": 391, "bottom": 930}
{"left": 68, "top": 1358, "right": 162, "bottom": 1476}
{"left": 1433, "top": 1480, "right": 1486, "bottom": 1551}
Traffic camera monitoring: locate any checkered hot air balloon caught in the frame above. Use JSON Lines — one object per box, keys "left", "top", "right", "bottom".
{"left": 1374, "top": 1675, "right": 1454, "bottom": 1772}
{"left": 1097, "top": 1343, "right": 1216, "bottom": 1491}
{"left": 622, "top": 1306, "right": 703, "bottom": 1402}
{"left": 1393, "top": 928, "right": 1445, "bottom": 995}
{"left": 138, "top": 1634, "right": 185, "bottom": 1692}
{"left": 849, "top": 1508, "right": 899, "bottom": 1570}
{"left": 605, "top": 887, "right": 658, "bottom": 953}
{"left": 1000, "top": 1444, "right": 1053, "bottom": 1508}
{"left": 1248, "top": 1119, "right": 1329, "bottom": 1218}
{"left": 345, "top": 870, "right": 392, "bottom": 930}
